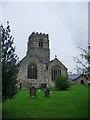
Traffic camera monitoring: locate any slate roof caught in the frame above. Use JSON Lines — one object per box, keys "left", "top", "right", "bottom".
{"left": 68, "top": 74, "right": 88, "bottom": 81}
{"left": 45, "top": 58, "right": 67, "bottom": 69}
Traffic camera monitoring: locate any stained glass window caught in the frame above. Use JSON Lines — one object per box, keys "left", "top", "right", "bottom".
{"left": 28, "top": 63, "right": 37, "bottom": 79}
{"left": 51, "top": 66, "right": 61, "bottom": 81}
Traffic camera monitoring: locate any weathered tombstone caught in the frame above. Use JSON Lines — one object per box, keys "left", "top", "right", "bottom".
{"left": 45, "top": 88, "right": 50, "bottom": 97}
{"left": 30, "top": 86, "right": 36, "bottom": 98}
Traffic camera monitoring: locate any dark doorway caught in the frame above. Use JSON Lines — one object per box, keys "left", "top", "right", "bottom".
{"left": 41, "top": 84, "right": 47, "bottom": 89}
{"left": 81, "top": 80, "right": 84, "bottom": 84}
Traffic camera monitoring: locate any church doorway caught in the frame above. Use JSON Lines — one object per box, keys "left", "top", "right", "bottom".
{"left": 80, "top": 80, "right": 84, "bottom": 84}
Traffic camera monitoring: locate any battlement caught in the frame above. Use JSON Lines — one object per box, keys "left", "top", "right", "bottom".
{"left": 29, "top": 32, "right": 49, "bottom": 40}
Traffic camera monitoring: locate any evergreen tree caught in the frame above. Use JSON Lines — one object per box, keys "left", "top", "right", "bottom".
{"left": 1, "top": 22, "right": 19, "bottom": 101}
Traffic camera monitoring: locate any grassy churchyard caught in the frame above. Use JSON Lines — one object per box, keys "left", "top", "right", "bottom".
{"left": 2, "top": 85, "right": 88, "bottom": 118}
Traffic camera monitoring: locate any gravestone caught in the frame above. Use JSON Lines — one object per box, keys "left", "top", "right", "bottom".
{"left": 45, "top": 88, "right": 50, "bottom": 97}
{"left": 30, "top": 86, "right": 36, "bottom": 98}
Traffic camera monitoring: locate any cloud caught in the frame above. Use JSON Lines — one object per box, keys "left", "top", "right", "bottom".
{"left": 2, "top": 2, "right": 88, "bottom": 73}
{"left": 58, "top": 2, "right": 88, "bottom": 48}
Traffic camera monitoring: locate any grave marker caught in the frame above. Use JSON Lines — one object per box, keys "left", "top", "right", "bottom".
{"left": 45, "top": 88, "right": 50, "bottom": 97}
{"left": 30, "top": 86, "right": 36, "bottom": 98}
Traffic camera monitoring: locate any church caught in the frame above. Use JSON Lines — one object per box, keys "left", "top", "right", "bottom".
{"left": 18, "top": 32, "right": 68, "bottom": 89}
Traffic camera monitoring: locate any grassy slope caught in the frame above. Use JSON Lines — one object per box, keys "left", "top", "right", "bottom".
{"left": 2, "top": 85, "right": 88, "bottom": 118}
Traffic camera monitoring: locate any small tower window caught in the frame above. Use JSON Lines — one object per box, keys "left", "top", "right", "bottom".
{"left": 39, "top": 42, "right": 43, "bottom": 48}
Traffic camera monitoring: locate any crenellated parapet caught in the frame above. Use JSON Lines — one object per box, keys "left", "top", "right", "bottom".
{"left": 29, "top": 32, "right": 48, "bottom": 40}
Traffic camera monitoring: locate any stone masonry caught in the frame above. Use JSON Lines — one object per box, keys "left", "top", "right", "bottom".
{"left": 18, "top": 32, "right": 67, "bottom": 89}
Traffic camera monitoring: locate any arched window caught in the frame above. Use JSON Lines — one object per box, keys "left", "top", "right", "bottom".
{"left": 28, "top": 63, "right": 37, "bottom": 79}
{"left": 39, "top": 41, "right": 43, "bottom": 48}
{"left": 51, "top": 66, "right": 61, "bottom": 81}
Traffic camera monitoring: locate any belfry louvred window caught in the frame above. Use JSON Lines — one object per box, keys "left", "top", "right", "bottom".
{"left": 39, "top": 41, "right": 43, "bottom": 48}
{"left": 28, "top": 63, "right": 37, "bottom": 79}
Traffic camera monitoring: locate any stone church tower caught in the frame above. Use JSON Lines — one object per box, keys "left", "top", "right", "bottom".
{"left": 27, "top": 32, "right": 50, "bottom": 63}
{"left": 18, "top": 32, "right": 67, "bottom": 89}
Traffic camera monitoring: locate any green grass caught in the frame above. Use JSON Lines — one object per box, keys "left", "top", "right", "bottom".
{"left": 2, "top": 85, "right": 88, "bottom": 118}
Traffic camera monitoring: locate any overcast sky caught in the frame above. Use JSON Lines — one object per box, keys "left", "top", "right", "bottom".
{"left": 1, "top": 1, "right": 88, "bottom": 73}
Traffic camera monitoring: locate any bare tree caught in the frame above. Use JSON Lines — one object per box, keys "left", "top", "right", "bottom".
{"left": 74, "top": 47, "right": 90, "bottom": 78}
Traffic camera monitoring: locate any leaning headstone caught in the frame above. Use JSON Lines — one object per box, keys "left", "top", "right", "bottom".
{"left": 30, "top": 86, "right": 36, "bottom": 98}
{"left": 45, "top": 88, "right": 50, "bottom": 97}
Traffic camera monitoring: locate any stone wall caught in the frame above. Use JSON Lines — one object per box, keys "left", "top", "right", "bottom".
{"left": 47, "top": 58, "right": 67, "bottom": 88}
{"left": 27, "top": 48, "right": 50, "bottom": 63}
{"left": 18, "top": 55, "right": 48, "bottom": 88}
{"left": 70, "top": 75, "right": 88, "bottom": 85}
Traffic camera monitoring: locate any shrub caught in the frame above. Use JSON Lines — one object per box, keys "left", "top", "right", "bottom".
{"left": 54, "top": 75, "right": 70, "bottom": 91}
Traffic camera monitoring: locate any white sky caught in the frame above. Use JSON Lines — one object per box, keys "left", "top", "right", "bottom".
{"left": 1, "top": 1, "right": 88, "bottom": 73}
